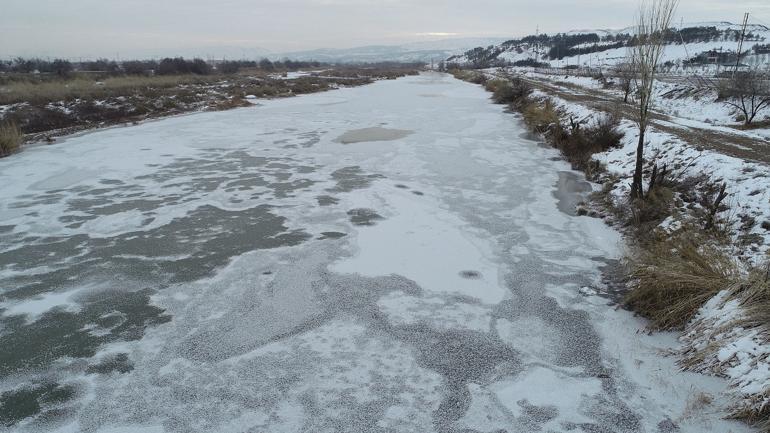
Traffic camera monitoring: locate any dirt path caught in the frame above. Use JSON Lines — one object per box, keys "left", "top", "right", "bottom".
{"left": 514, "top": 74, "right": 770, "bottom": 165}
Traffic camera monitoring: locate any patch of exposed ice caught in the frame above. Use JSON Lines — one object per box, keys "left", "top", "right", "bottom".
{"left": 332, "top": 188, "right": 507, "bottom": 304}
{"left": 492, "top": 366, "right": 602, "bottom": 425}
{"left": 1, "top": 286, "right": 86, "bottom": 323}
{"left": 377, "top": 291, "right": 492, "bottom": 333}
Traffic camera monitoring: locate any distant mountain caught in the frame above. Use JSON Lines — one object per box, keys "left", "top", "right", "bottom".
{"left": 446, "top": 22, "right": 770, "bottom": 70}
{"left": 271, "top": 38, "right": 509, "bottom": 64}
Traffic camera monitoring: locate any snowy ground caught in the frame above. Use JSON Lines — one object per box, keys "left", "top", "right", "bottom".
{"left": 512, "top": 68, "right": 770, "bottom": 129}
{"left": 0, "top": 73, "right": 754, "bottom": 432}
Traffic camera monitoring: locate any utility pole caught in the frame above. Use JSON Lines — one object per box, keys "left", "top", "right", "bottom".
{"left": 678, "top": 18, "right": 690, "bottom": 64}
{"left": 733, "top": 12, "right": 749, "bottom": 77}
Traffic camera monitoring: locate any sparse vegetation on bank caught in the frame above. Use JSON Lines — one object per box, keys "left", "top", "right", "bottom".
{"left": 450, "top": 69, "right": 487, "bottom": 85}
{"left": 485, "top": 77, "right": 532, "bottom": 106}
{"left": 0, "top": 75, "right": 211, "bottom": 106}
{"left": 0, "top": 65, "right": 420, "bottom": 155}
{"left": 472, "top": 70, "right": 625, "bottom": 175}
{"left": 626, "top": 232, "right": 738, "bottom": 330}
{"left": 451, "top": 65, "right": 770, "bottom": 431}
{"left": 0, "top": 122, "right": 22, "bottom": 157}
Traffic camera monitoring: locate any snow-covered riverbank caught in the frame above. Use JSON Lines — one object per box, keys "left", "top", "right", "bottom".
{"left": 478, "top": 67, "right": 770, "bottom": 429}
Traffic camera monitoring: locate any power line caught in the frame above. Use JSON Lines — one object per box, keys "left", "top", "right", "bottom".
{"left": 748, "top": 15, "right": 770, "bottom": 28}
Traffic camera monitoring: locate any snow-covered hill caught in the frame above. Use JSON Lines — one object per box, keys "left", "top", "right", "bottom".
{"left": 447, "top": 22, "right": 770, "bottom": 71}
{"left": 272, "top": 37, "right": 509, "bottom": 64}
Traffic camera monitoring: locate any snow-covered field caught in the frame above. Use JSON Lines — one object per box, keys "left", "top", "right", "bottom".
{"left": 0, "top": 73, "right": 755, "bottom": 432}
{"left": 525, "top": 70, "right": 767, "bottom": 128}
{"left": 451, "top": 21, "right": 770, "bottom": 72}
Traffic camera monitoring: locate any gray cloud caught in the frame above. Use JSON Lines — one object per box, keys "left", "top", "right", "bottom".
{"left": 1, "top": 0, "right": 768, "bottom": 59}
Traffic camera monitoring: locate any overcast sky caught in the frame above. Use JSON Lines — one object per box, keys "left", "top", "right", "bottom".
{"left": 2, "top": 0, "right": 769, "bottom": 59}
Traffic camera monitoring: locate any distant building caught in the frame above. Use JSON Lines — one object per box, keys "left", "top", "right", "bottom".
{"left": 754, "top": 44, "right": 770, "bottom": 55}
{"left": 687, "top": 48, "right": 739, "bottom": 66}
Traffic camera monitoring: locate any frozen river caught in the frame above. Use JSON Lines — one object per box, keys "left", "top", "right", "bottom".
{"left": 0, "top": 73, "right": 752, "bottom": 432}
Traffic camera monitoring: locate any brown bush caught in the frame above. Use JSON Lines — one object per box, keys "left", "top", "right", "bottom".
{"left": 522, "top": 99, "right": 561, "bottom": 134}
{"left": 486, "top": 77, "right": 532, "bottom": 106}
{"left": 0, "top": 121, "right": 22, "bottom": 157}
{"left": 550, "top": 113, "right": 624, "bottom": 172}
{"left": 450, "top": 69, "right": 487, "bottom": 85}
{"left": 628, "top": 186, "right": 676, "bottom": 231}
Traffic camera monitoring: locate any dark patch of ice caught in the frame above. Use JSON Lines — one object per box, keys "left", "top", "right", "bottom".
{"left": 328, "top": 166, "right": 384, "bottom": 193}
{"left": 347, "top": 209, "right": 384, "bottom": 226}
{"left": 459, "top": 270, "right": 482, "bottom": 279}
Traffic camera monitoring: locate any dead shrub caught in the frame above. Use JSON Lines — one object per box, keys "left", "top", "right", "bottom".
{"left": 625, "top": 233, "right": 739, "bottom": 330}
{"left": 468, "top": 72, "right": 488, "bottom": 85}
{"left": 522, "top": 99, "right": 561, "bottom": 134}
{"left": 549, "top": 113, "right": 624, "bottom": 173}
{"left": 697, "top": 182, "right": 730, "bottom": 232}
{"left": 212, "top": 96, "right": 250, "bottom": 111}
{"left": 486, "top": 77, "right": 532, "bottom": 106}
{"left": 628, "top": 186, "right": 676, "bottom": 231}
{"left": 0, "top": 121, "right": 22, "bottom": 157}
{"left": 450, "top": 69, "right": 487, "bottom": 85}
{"left": 3, "top": 106, "right": 75, "bottom": 134}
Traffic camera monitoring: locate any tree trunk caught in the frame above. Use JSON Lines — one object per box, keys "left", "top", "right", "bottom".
{"left": 631, "top": 127, "right": 645, "bottom": 199}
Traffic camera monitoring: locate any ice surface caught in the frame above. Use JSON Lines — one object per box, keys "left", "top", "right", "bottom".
{"left": 493, "top": 366, "right": 603, "bottom": 423}
{"left": 0, "top": 286, "right": 85, "bottom": 323}
{"left": 332, "top": 189, "right": 508, "bottom": 304}
{"left": 0, "top": 72, "right": 753, "bottom": 432}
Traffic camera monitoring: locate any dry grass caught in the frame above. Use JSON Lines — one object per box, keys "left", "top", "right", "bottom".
{"left": 485, "top": 77, "right": 532, "bottom": 106}
{"left": 450, "top": 69, "right": 488, "bottom": 85}
{"left": 550, "top": 113, "right": 624, "bottom": 174}
{"left": 0, "top": 75, "right": 214, "bottom": 105}
{"left": 729, "top": 379, "right": 770, "bottom": 431}
{"left": 680, "top": 263, "right": 770, "bottom": 430}
{"left": 678, "top": 391, "right": 715, "bottom": 422}
{"left": 521, "top": 99, "right": 562, "bottom": 134}
{"left": 628, "top": 186, "right": 676, "bottom": 231}
{"left": 210, "top": 96, "right": 251, "bottom": 111}
{"left": 0, "top": 121, "right": 22, "bottom": 157}
{"left": 733, "top": 408, "right": 770, "bottom": 432}
{"left": 625, "top": 233, "right": 739, "bottom": 330}
{"left": 735, "top": 265, "right": 770, "bottom": 329}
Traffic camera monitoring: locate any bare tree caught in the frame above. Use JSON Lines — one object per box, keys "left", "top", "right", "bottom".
{"left": 614, "top": 62, "right": 636, "bottom": 103}
{"left": 628, "top": 0, "right": 679, "bottom": 199}
{"left": 720, "top": 68, "right": 770, "bottom": 126}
